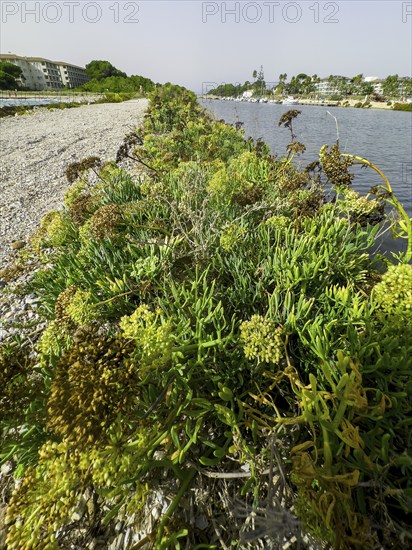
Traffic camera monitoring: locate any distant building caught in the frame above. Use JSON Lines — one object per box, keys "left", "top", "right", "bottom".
{"left": 314, "top": 75, "right": 386, "bottom": 96}
{"left": 399, "top": 77, "right": 412, "bottom": 98}
{"left": 364, "top": 76, "right": 383, "bottom": 95}
{"left": 57, "top": 62, "right": 90, "bottom": 89}
{"left": 0, "top": 53, "right": 90, "bottom": 90}
{"left": 314, "top": 79, "right": 334, "bottom": 95}
{"left": 314, "top": 76, "right": 351, "bottom": 96}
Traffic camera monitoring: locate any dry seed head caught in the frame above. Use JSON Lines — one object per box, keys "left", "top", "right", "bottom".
{"left": 319, "top": 144, "right": 354, "bottom": 186}
{"left": 89, "top": 203, "right": 122, "bottom": 239}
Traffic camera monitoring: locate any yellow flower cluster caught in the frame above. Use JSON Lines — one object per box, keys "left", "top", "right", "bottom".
{"left": 220, "top": 223, "right": 247, "bottom": 252}
{"left": 265, "top": 215, "right": 290, "bottom": 230}
{"left": 87, "top": 427, "right": 152, "bottom": 488}
{"left": 207, "top": 152, "right": 268, "bottom": 203}
{"left": 37, "top": 286, "right": 97, "bottom": 366}
{"left": 37, "top": 320, "right": 72, "bottom": 364}
{"left": 69, "top": 194, "right": 97, "bottom": 225}
{"left": 5, "top": 434, "right": 150, "bottom": 549}
{"left": 140, "top": 179, "right": 165, "bottom": 200}
{"left": 65, "top": 287, "right": 96, "bottom": 325}
{"left": 99, "top": 160, "right": 119, "bottom": 180}
{"left": 63, "top": 177, "right": 87, "bottom": 209}
{"left": 0, "top": 347, "right": 36, "bottom": 423}
{"left": 373, "top": 264, "right": 412, "bottom": 317}
{"left": 207, "top": 166, "right": 229, "bottom": 196}
{"left": 240, "top": 315, "right": 284, "bottom": 365}
{"left": 31, "top": 210, "right": 74, "bottom": 250}
{"left": 119, "top": 304, "right": 173, "bottom": 375}
{"left": 54, "top": 285, "right": 78, "bottom": 325}
{"left": 5, "top": 441, "right": 81, "bottom": 549}
{"left": 336, "top": 187, "right": 383, "bottom": 223}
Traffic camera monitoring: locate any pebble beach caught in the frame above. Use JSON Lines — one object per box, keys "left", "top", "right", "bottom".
{"left": 0, "top": 98, "right": 148, "bottom": 268}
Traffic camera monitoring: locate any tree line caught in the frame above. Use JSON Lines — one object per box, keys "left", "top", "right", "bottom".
{"left": 207, "top": 68, "right": 412, "bottom": 99}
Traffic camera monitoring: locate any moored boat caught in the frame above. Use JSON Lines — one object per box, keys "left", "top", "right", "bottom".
{"left": 282, "top": 96, "right": 299, "bottom": 105}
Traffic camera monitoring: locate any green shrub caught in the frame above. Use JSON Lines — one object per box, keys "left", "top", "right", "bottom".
{"left": 393, "top": 102, "right": 412, "bottom": 111}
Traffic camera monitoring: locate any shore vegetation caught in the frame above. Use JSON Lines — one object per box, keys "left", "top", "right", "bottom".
{"left": 1, "top": 84, "right": 411, "bottom": 549}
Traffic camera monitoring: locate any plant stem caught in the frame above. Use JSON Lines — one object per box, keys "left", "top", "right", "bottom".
{"left": 95, "top": 289, "right": 135, "bottom": 306}
{"left": 155, "top": 468, "right": 197, "bottom": 545}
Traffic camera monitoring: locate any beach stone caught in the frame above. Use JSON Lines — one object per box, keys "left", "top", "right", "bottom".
{"left": 10, "top": 240, "right": 25, "bottom": 250}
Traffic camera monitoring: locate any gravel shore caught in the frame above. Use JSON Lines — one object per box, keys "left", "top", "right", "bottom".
{"left": 0, "top": 98, "right": 148, "bottom": 268}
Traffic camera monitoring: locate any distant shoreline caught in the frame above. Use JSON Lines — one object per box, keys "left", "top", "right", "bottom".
{"left": 198, "top": 95, "right": 412, "bottom": 111}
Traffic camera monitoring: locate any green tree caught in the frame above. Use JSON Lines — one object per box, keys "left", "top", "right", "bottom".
{"left": 287, "top": 73, "right": 309, "bottom": 95}
{"left": 303, "top": 75, "right": 315, "bottom": 95}
{"left": 401, "top": 77, "right": 412, "bottom": 98}
{"left": 276, "top": 73, "right": 287, "bottom": 95}
{"left": 359, "top": 81, "right": 374, "bottom": 95}
{"left": 0, "top": 61, "right": 23, "bottom": 89}
{"left": 0, "top": 61, "right": 23, "bottom": 79}
{"left": 286, "top": 73, "right": 315, "bottom": 95}
{"left": 0, "top": 71, "right": 16, "bottom": 90}
{"left": 207, "top": 83, "right": 243, "bottom": 97}
{"left": 327, "top": 74, "right": 339, "bottom": 94}
{"left": 351, "top": 74, "right": 363, "bottom": 85}
{"left": 382, "top": 75, "right": 400, "bottom": 98}
{"left": 348, "top": 74, "right": 363, "bottom": 95}
{"left": 254, "top": 65, "right": 265, "bottom": 96}
{"left": 85, "top": 60, "right": 127, "bottom": 81}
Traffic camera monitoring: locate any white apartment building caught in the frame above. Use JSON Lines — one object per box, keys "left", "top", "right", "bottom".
{"left": 314, "top": 80, "right": 334, "bottom": 95}
{"left": 0, "top": 54, "right": 90, "bottom": 90}
{"left": 314, "top": 76, "right": 387, "bottom": 96}
{"left": 314, "top": 77, "right": 351, "bottom": 96}
{"left": 57, "top": 62, "right": 90, "bottom": 89}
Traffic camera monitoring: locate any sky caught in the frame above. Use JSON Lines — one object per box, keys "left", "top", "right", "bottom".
{"left": 1, "top": 1, "right": 411, "bottom": 92}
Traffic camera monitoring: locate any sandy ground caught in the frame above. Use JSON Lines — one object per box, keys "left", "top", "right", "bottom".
{"left": 0, "top": 99, "right": 148, "bottom": 267}
{"left": 293, "top": 98, "right": 391, "bottom": 109}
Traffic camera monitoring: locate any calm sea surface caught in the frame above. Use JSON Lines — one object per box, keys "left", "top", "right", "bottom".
{"left": 200, "top": 99, "right": 412, "bottom": 257}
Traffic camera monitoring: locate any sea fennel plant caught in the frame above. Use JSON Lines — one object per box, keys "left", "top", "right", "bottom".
{"left": 1, "top": 85, "right": 411, "bottom": 550}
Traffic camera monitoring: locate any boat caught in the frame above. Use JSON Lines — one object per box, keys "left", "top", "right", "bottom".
{"left": 282, "top": 96, "right": 299, "bottom": 105}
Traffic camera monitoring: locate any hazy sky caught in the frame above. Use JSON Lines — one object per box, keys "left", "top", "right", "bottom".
{"left": 1, "top": 1, "right": 411, "bottom": 92}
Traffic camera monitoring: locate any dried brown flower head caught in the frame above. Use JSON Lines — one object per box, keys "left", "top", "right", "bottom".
{"left": 54, "top": 285, "right": 78, "bottom": 326}
{"left": 116, "top": 132, "right": 142, "bottom": 163}
{"left": 319, "top": 144, "right": 354, "bottom": 186}
{"left": 89, "top": 203, "right": 122, "bottom": 239}
{"left": 287, "top": 141, "right": 306, "bottom": 156}
{"left": 47, "top": 325, "right": 138, "bottom": 445}
{"left": 69, "top": 194, "right": 97, "bottom": 225}
{"left": 65, "top": 156, "right": 102, "bottom": 184}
